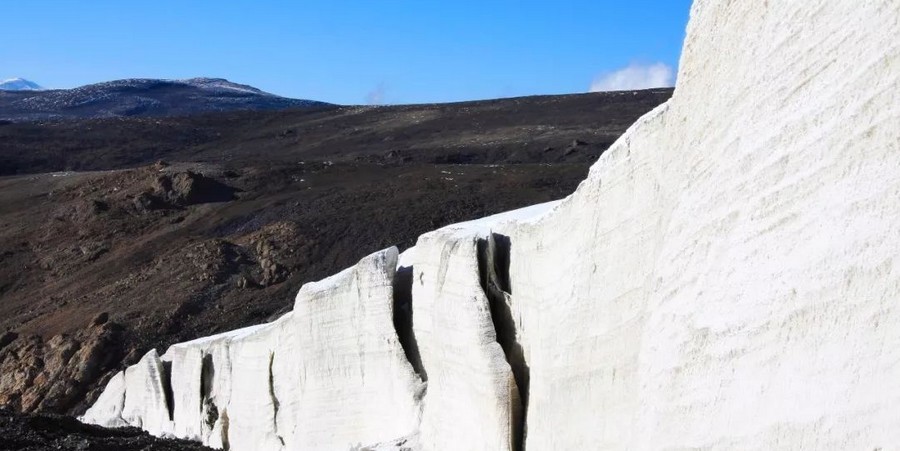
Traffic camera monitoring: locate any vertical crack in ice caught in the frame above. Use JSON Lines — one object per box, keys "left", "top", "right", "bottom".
{"left": 268, "top": 351, "right": 285, "bottom": 446}
{"left": 160, "top": 360, "right": 176, "bottom": 422}
{"left": 220, "top": 409, "right": 231, "bottom": 451}
{"left": 478, "top": 233, "right": 529, "bottom": 451}
{"left": 393, "top": 264, "right": 427, "bottom": 381}
{"left": 201, "top": 354, "right": 219, "bottom": 430}
{"left": 118, "top": 374, "right": 128, "bottom": 425}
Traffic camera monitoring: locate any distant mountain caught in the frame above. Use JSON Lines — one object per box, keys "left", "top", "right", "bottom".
{"left": 0, "top": 78, "right": 42, "bottom": 91}
{"left": 0, "top": 77, "right": 330, "bottom": 121}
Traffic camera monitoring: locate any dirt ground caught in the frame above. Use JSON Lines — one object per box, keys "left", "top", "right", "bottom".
{"left": 0, "top": 407, "right": 213, "bottom": 450}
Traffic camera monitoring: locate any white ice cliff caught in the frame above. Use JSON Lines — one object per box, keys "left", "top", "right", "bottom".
{"left": 82, "top": 0, "right": 900, "bottom": 449}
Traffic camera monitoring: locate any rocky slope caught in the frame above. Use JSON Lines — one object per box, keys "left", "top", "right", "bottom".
{"left": 0, "top": 89, "right": 671, "bottom": 176}
{"left": 0, "top": 77, "right": 329, "bottom": 122}
{"left": 82, "top": 0, "right": 900, "bottom": 449}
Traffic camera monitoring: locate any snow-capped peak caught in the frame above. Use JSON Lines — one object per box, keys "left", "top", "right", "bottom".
{"left": 0, "top": 78, "right": 43, "bottom": 91}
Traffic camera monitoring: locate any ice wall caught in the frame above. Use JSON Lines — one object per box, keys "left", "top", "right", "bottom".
{"left": 83, "top": 248, "right": 425, "bottom": 450}
{"left": 501, "top": 1, "right": 900, "bottom": 448}
{"left": 82, "top": 0, "right": 900, "bottom": 449}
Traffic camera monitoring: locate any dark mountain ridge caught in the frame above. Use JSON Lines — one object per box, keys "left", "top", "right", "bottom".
{"left": 0, "top": 77, "right": 330, "bottom": 122}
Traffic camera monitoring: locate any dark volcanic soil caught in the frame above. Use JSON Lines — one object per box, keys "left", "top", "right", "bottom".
{"left": 0, "top": 89, "right": 670, "bottom": 447}
{"left": 0, "top": 89, "right": 671, "bottom": 176}
{"left": 0, "top": 407, "right": 212, "bottom": 450}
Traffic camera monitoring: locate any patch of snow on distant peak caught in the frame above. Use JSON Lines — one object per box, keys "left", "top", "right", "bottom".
{"left": 180, "top": 77, "right": 273, "bottom": 96}
{"left": 0, "top": 78, "right": 43, "bottom": 91}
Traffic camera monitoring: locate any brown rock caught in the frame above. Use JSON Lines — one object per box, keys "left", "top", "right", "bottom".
{"left": 0, "top": 321, "right": 126, "bottom": 414}
{"left": 153, "top": 171, "right": 236, "bottom": 206}
{"left": 90, "top": 313, "right": 109, "bottom": 327}
{"left": 0, "top": 332, "right": 18, "bottom": 351}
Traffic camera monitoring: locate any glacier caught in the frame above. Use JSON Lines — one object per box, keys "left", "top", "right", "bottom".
{"left": 81, "top": 0, "right": 900, "bottom": 449}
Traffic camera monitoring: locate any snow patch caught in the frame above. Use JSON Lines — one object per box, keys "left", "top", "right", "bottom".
{"left": 0, "top": 78, "right": 42, "bottom": 91}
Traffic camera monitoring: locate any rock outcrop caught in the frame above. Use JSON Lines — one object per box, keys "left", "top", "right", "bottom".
{"left": 82, "top": 0, "right": 900, "bottom": 449}
{"left": 0, "top": 318, "right": 126, "bottom": 414}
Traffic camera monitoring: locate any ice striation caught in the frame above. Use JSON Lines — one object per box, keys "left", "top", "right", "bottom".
{"left": 82, "top": 0, "right": 900, "bottom": 449}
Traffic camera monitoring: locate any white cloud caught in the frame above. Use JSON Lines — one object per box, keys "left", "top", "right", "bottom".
{"left": 366, "top": 82, "right": 387, "bottom": 105}
{"left": 589, "top": 62, "right": 675, "bottom": 92}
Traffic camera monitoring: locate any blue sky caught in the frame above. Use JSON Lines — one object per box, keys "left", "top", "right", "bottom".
{"left": 1, "top": 1, "right": 693, "bottom": 105}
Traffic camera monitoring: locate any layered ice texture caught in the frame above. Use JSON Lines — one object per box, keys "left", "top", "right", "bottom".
{"left": 82, "top": 0, "right": 900, "bottom": 449}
